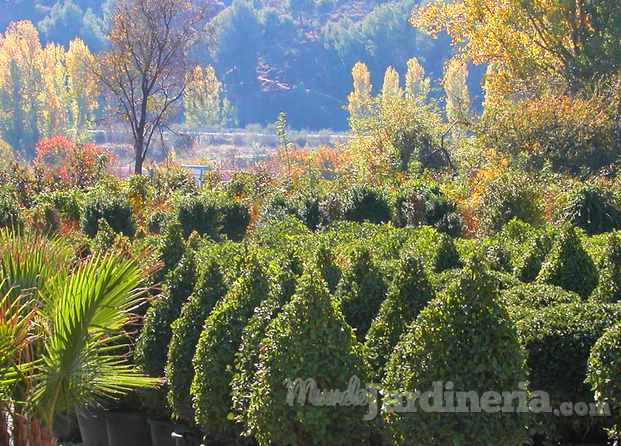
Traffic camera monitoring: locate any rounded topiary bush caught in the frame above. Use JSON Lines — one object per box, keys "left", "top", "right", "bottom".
{"left": 591, "top": 232, "right": 621, "bottom": 303}
{"left": 537, "top": 225, "right": 598, "bottom": 299}
{"left": 218, "top": 198, "right": 250, "bottom": 242}
{"left": 343, "top": 184, "right": 391, "bottom": 224}
{"left": 500, "top": 282, "right": 580, "bottom": 320}
{"left": 516, "top": 302, "right": 621, "bottom": 441}
{"left": 245, "top": 267, "right": 371, "bottom": 446}
{"left": 586, "top": 323, "right": 621, "bottom": 441}
{"left": 177, "top": 195, "right": 221, "bottom": 239}
{"left": 165, "top": 258, "right": 226, "bottom": 424}
{"left": 434, "top": 233, "right": 462, "bottom": 273}
{"left": 191, "top": 253, "right": 270, "bottom": 440}
{"left": 393, "top": 186, "right": 427, "bottom": 228}
{"left": 563, "top": 186, "right": 621, "bottom": 236}
{"left": 335, "top": 246, "right": 388, "bottom": 341}
{"left": 382, "top": 260, "right": 530, "bottom": 446}
{"left": 365, "top": 251, "right": 435, "bottom": 376}
{"left": 147, "top": 210, "right": 172, "bottom": 235}
{"left": 296, "top": 190, "right": 322, "bottom": 231}
{"left": 425, "top": 190, "right": 464, "bottom": 237}
{"left": 81, "top": 191, "right": 135, "bottom": 238}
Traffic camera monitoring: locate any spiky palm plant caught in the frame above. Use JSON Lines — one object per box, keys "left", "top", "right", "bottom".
{"left": 0, "top": 228, "right": 159, "bottom": 446}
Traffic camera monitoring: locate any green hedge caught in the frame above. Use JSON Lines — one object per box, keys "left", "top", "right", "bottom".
{"left": 81, "top": 191, "right": 135, "bottom": 238}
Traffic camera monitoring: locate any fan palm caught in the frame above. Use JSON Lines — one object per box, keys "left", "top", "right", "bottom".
{"left": 0, "top": 228, "right": 159, "bottom": 446}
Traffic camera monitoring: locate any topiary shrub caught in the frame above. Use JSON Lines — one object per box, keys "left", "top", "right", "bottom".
{"left": 393, "top": 186, "right": 427, "bottom": 228}
{"left": 318, "top": 192, "right": 343, "bottom": 227}
{"left": 135, "top": 241, "right": 200, "bottom": 416}
{"left": 500, "top": 283, "right": 580, "bottom": 321}
{"left": 176, "top": 195, "right": 221, "bottom": 239}
{"left": 537, "top": 225, "right": 598, "bottom": 299}
{"left": 365, "top": 251, "right": 435, "bottom": 376}
{"left": 425, "top": 190, "right": 464, "bottom": 237}
{"left": 343, "top": 184, "right": 391, "bottom": 224}
{"left": 296, "top": 190, "right": 322, "bottom": 231}
{"left": 313, "top": 244, "right": 341, "bottom": 293}
{"left": 191, "top": 253, "right": 270, "bottom": 440}
{"left": 563, "top": 186, "right": 621, "bottom": 236}
{"left": 147, "top": 210, "right": 172, "bottom": 235}
{"left": 382, "top": 260, "right": 530, "bottom": 446}
{"left": 434, "top": 233, "right": 462, "bottom": 273}
{"left": 516, "top": 302, "right": 621, "bottom": 441}
{"left": 516, "top": 232, "right": 554, "bottom": 283}
{"left": 166, "top": 258, "right": 227, "bottom": 424}
{"left": 218, "top": 198, "right": 250, "bottom": 242}
{"left": 81, "top": 191, "right": 135, "bottom": 238}
{"left": 335, "top": 246, "right": 388, "bottom": 341}
{"left": 245, "top": 267, "right": 371, "bottom": 446}
{"left": 591, "top": 232, "right": 621, "bottom": 303}
{"left": 486, "top": 242, "right": 513, "bottom": 273}
{"left": 586, "top": 323, "right": 621, "bottom": 441}
{"left": 256, "top": 193, "right": 300, "bottom": 228}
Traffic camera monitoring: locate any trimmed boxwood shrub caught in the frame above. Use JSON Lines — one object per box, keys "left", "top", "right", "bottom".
{"left": 586, "top": 323, "right": 621, "bottom": 441}
{"left": 218, "top": 199, "right": 250, "bottom": 242}
{"left": 434, "top": 233, "right": 462, "bottom": 273}
{"left": 425, "top": 190, "right": 464, "bottom": 237}
{"left": 191, "top": 253, "right": 270, "bottom": 440}
{"left": 81, "top": 191, "right": 135, "bottom": 238}
{"left": 245, "top": 267, "right": 371, "bottom": 446}
{"left": 343, "top": 184, "right": 391, "bottom": 224}
{"left": 147, "top": 210, "right": 171, "bottom": 235}
{"left": 500, "top": 283, "right": 580, "bottom": 321}
{"left": 296, "top": 190, "right": 322, "bottom": 231}
{"left": 485, "top": 242, "right": 512, "bottom": 273}
{"left": 516, "top": 302, "right": 621, "bottom": 441}
{"left": 165, "top": 258, "right": 226, "bottom": 424}
{"left": 314, "top": 244, "right": 341, "bottom": 293}
{"left": 365, "top": 251, "right": 435, "bottom": 376}
{"left": 537, "top": 225, "right": 598, "bottom": 299}
{"left": 393, "top": 186, "right": 427, "bottom": 228}
{"left": 563, "top": 186, "right": 621, "bottom": 236}
{"left": 135, "top": 244, "right": 200, "bottom": 414}
{"left": 318, "top": 192, "right": 343, "bottom": 227}
{"left": 591, "top": 232, "right": 621, "bottom": 303}
{"left": 382, "top": 260, "right": 530, "bottom": 446}
{"left": 335, "top": 246, "right": 388, "bottom": 341}
{"left": 177, "top": 195, "right": 220, "bottom": 239}
{"left": 516, "top": 232, "right": 553, "bottom": 283}
{"left": 256, "top": 193, "right": 300, "bottom": 228}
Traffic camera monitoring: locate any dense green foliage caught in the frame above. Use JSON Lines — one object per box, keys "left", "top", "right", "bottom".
{"left": 343, "top": 184, "right": 391, "bottom": 224}
{"left": 0, "top": 193, "right": 23, "bottom": 230}
{"left": 382, "top": 260, "right": 530, "bottom": 446}
{"left": 591, "top": 232, "right": 621, "bottom": 303}
{"left": 81, "top": 191, "right": 135, "bottom": 238}
{"left": 433, "top": 233, "right": 462, "bottom": 272}
{"left": 563, "top": 186, "right": 621, "bottom": 236}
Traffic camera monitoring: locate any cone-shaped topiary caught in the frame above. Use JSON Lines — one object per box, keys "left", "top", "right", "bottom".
{"left": 382, "top": 259, "right": 530, "bottom": 446}
{"left": 314, "top": 244, "right": 341, "bottom": 293}
{"left": 231, "top": 249, "right": 303, "bottom": 428}
{"left": 191, "top": 252, "right": 270, "bottom": 440}
{"left": 500, "top": 282, "right": 580, "bottom": 320}
{"left": 335, "top": 246, "right": 388, "bottom": 341}
{"left": 434, "top": 233, "right": 462, "bottom": 273}
{"left": 516, "top": 302, "right": 621, "bottom": 440}
{"left": 537, "top": 225, "right": 598, "bottom": 299}
{"left": 245, "top": 266, "right": 371, "bottom": 446}
{"left": 586, "top": 323, "right": 621, "bottom": 441}
{"left": 516, "top": 232, "right": 553, "bottom": 283}
{"left": 365, "top": 251, "right": 435, "bottom": 376}
{"left": 135, "top": 237, "right": 201, "bottom": 415}
{"left": 165, "top": 258, "right": 227, "bottom": 424}
{"left": 591, "top": 232, "right": 621, "bottom": 303}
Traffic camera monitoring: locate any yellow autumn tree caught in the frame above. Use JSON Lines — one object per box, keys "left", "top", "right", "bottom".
{"left": 347, "top": 62, "right": 373, "bottom": 125}
{"left": 381, "top": 66, "right": 402, "bottom": 104}
{"left": 38, "top": 42, "right": 69, "bottom": 139}
{"left": 184, "top": 65, "right": 224, "bottom": 128}
{"left": 405, "top": 57, "right": 430, "bottom": 101}
{"left": 65, "top": 38, "right": 99, "bottom": 141}
{"left": 412, "top": 0, "right": 621, "bottom": 105}
{"left": 443, "top": 57, "right": 470, "bottom": 122}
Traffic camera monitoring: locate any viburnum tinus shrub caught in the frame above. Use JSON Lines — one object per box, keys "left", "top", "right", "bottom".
{"left": 563, "top": 186, "right": 621, "bottom": 236}
{"left": 425, "top": 190, "right": 464, "bottom": 237}
{"left": 296, "top": 190, "right": 322, "bottom": 231}
{"left": 516, "top": 302, "right": 621, "bottom": 441}
{"left": 218, "top": 198, "right": 250, "bottom": 242}
{"left": 591, "top": 232, "right": 621, "bottom": 303}
{"left": 537, "top": 225, "right": 598, "bottom": 299}
{"left": 176, "top": 194, "right": 221, "bottom": 239}
{"left": 393, "top": 185, "right": 427, "bottom": 228}
{"left": 586, "top": 323, "right": 621, "bottom": 441}
{"left": 191, "top": 252, "right": 270, "bottom": 440}
{"left": 434, "top": 233, "right": 462, "bottom": 273}
{"left": 245, "top": 267, "right": 371, "bottom": 446}
{"left": 0, "top": 194, "right": 23, "bottom": 230}
{"left": 81, "top": 190, "right": 135, "bottom": 238}
{"left": 166, "top": 258, "right": 227, "bottom": 424}
{"left": 516, "top": 232, "right": 554, "bottom": 283}
{"left": 382, "top": 260, "right": 530, "bottom": 446}
{"left": 135, "top": 240, "right": 200, "bottom": 415}
{"left": 343, "top": 184, "right": 391, "bottom": 224}
{"left": 365, "top": 251, "right": 435, "bottom": 376}
{"left": 313, "top": 244, "right": 341, "bottom": 293}
{"left": 152, "top": 221, "right": 187, "bottom": 285}
{"left": 335, "top": 246, "right": 388, "bottom": 341}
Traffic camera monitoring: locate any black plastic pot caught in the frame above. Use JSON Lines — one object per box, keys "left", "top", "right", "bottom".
{"left": 171, "top": 429, "right": 201, "bottom": 446}
{"left": 105, "top": 412, "right": 152, "bottom": 446}
{"left": 148, "top": 417, "right": 182, "bottom": 446}
{"left": 77, "top": 406, "right": 109, "bottom": 446}
{"left": 52, "top": 410, "right": 81, "bottom": 443}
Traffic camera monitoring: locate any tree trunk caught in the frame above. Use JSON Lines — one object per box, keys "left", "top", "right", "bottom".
{"left": 134, "top": 138, "right": 144, "bottom": 175}
{"left": 0, "top": 412, "right": 9, "bottom": 446}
